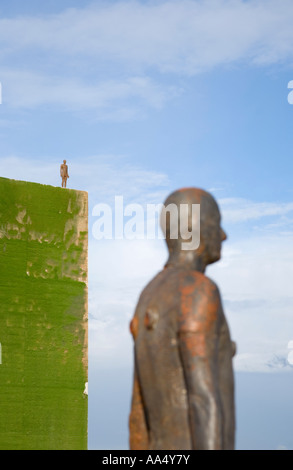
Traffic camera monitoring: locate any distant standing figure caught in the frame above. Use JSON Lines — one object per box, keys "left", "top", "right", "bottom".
{"left": 60, "top": 160, "right": 69, "bottom": 188}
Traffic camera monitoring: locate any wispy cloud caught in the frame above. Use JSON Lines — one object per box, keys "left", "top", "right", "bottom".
{"left": 0, "top": 69, "right": 178, "bottom": 117}
{"left": 208, "top": 234, "right": 293, "bottom": 373}
{"left": 219, "top": 197, "right": 293, "bottom": 223}
{"left": 1, "top": 1, "right": 293, "bottom": 114}
{"left": 89, "top": 237, "right": 167, "bottom": 368}
{"left": 234, "top": 352, "right": 292, "bottom": 373}
{"left": 1, "top": 0, "right": 293, "bottom": 74}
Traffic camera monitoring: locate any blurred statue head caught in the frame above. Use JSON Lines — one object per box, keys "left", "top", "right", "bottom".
{"left": 160, "top": 187, "right": 227, "bottom": 270}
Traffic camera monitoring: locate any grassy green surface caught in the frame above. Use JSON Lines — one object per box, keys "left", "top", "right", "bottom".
{"left": 0, "top": 177, "right": 88, "bottom": 450}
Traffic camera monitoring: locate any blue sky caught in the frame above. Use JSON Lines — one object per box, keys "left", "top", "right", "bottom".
{"left": 1, "top": 0, "right": 293, "bottom": 450}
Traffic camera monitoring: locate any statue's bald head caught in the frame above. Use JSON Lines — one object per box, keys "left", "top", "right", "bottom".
{"left": 161, "top": 187, "right": 226, "bottom": 267}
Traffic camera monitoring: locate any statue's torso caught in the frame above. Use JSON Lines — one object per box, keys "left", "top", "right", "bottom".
{"left": 132, "top": 266, "right": 234, "bottom": 450}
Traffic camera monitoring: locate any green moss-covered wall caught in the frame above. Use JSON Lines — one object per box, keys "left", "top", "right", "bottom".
{"left": 0, "top": 177, "right": 88, "bottom": 450}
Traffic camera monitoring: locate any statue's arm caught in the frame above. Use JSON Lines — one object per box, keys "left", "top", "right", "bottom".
{"left": 218, "top": 315, "right": 236, "bottom": 449}
{"left": 178, "top": 284, "right": 223, "bottom": 450}
{"left": 129, "top": 314, "right": 149, "bottom": 449}
{"left": 129, "top": 363, "right": 149, "bottom": 450}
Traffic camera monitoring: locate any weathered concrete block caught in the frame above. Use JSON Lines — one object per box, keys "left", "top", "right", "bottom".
{"left": 0, "top": 177, "right": 88, "bottom": 450}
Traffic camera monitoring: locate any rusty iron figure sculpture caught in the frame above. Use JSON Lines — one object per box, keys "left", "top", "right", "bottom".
{"left": 129, "top": 188, "right": 236, "bottom": 450}
{"left": 60, "top": 159, "right": 69, "bottom": 188}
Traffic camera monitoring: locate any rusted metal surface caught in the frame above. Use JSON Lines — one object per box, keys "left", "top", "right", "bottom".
{"left": 60, "top": 159, "right": 69, "bottom": 188}
{"left": 129, "top": 188, "right": 235, "bottom": 450}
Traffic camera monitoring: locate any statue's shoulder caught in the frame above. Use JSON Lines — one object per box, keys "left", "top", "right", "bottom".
{"left": 178, "top": 270, "right": 221, "bottom": 333}
{"left": 179, "top": 270, "right": 219, "bottom": 296}
{"left": 133, "top": 269, "right": 166, "bottom": 308}
{"left": 130, "top": 270, "right": 166, "bottom": 338}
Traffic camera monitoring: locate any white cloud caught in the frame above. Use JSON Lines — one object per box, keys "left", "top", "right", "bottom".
{"left": 207, "top": 234, "right": 293, "bottom": 372}
{"left": 1, "top": 1, "right": 293, "bottom": 114}
{"left": 89, "top": 237, "right": 167, "bottom": 369}
{"left": 219, "top": 197, "right": 293, "bottom": 224}
{"left": 0, "top": 68, "right": 177, "bottom": 115}
{"left": 1, "top": 0, "right": 293, "bottom": 75}
{"left": 234, "top": 352, "right": 292, "bottom": 373}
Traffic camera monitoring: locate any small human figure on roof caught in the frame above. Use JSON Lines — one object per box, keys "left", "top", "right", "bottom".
{"left": 60, "top": 160, "right": 69, "bottom": 188}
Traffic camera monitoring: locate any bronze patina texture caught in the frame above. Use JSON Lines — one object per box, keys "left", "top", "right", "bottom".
{"left": 60, "top": 159, "right": 69, "bottom": 188}
{"left": 129, "top": 188, "right": 235, "bottom": 450}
